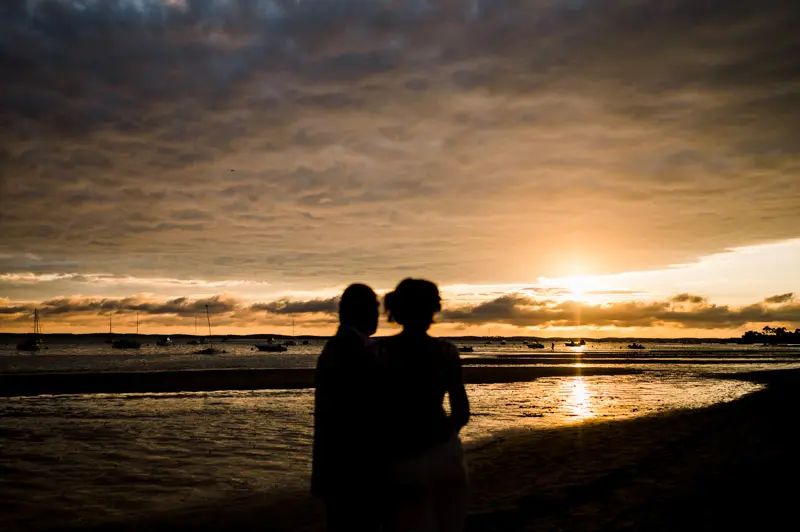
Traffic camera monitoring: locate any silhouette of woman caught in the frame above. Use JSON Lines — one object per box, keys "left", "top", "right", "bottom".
{"left": 377, "top": 279, "right": 470, "bottom": 532}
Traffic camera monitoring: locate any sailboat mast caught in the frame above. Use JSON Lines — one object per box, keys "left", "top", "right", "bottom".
{"left": 205, "top": 305, "right": 214, "bottom": 348}
{"left": 136, "top": 312, "right": 139, "bottom": 335}
{"left": 33, "top": 308, "right": 39, "bottom": 337}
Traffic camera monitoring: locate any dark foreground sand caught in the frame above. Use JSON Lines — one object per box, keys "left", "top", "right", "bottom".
{"left": 64, "top": 369, "right": 800, "bottom": 532}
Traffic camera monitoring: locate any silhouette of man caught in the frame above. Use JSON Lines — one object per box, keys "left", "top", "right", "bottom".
{"left": 311, "top": 283, "right": 381, "bottom": 532}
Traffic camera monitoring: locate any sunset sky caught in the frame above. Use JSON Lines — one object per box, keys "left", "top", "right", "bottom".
{"left": 1, "top": 0, "right": 798, "bottom": 337}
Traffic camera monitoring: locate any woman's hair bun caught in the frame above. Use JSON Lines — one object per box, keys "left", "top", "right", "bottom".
{"left": 384, "top": 278, "right": 441, "bottom": 325}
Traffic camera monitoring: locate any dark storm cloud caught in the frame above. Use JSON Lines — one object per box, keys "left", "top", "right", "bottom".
{"left": 0, "top": 301, "right": 29, "bottom": 315}
{"left": 36, "top": 294, "right": 240, "bottom": 316}
{"left": 253, "top": 296, "right": 339, "bottom": 314}
{"left": 0, "top": 0, "right": 799, "bottom": 287}
{"left": 0, "top": 291, "right": 343, "bottom": 330}
{"left": 439, "top": 293, "right": 800, "bottom": 329}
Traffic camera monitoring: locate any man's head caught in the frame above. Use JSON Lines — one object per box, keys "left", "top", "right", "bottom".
{"left": 339, "top": 283, "right": 379, "bottom": 336}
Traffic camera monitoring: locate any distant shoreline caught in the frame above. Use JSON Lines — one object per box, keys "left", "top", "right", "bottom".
{"left": 0, "top": 332, "right": 753, "bottom": 343}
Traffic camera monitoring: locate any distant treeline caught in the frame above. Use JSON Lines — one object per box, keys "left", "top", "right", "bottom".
{"left": 741, "top": 326, "right": 800, "bottom": 344}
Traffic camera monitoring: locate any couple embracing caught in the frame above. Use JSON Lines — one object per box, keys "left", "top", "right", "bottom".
{"left": 311, "top": 279, "right": 471, "bottom": 532}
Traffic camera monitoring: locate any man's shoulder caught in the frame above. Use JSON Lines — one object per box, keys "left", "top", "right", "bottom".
{"left": 318, "top": 328, "right": 371, "bottom": 363}
{"left": 328, "top": 327, "right": 368, "bottom": 348}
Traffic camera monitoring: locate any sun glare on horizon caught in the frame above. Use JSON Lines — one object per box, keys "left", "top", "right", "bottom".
{"left": 539, "top": 274, "right": 612, "bottom": 304}
{"left": 562, "top": 275, "right": 592, "bottom": 301}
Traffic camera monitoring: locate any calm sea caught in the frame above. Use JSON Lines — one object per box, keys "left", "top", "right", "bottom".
{"left": 1, "top": 340, "right": 799, "bottom": 530}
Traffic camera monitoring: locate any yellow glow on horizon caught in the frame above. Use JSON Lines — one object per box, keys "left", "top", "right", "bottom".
{"left": 541, "top": 274, "right": 614, "bottom": 305}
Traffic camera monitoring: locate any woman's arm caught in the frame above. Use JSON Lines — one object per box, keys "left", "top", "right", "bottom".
{"left": 446, "top": 342, "right": 470, "bottom": 432}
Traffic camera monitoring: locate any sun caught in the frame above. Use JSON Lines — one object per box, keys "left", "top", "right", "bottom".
{"left": 561, "top": 275, "right": 593, "bottom": 302}
{"left": 538, "top": 273, "right": 626, "bottom": 305}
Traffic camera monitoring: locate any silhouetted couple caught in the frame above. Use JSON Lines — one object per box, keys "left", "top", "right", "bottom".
{"left": 311, "top": 279, "right": 471, "bottom": 532}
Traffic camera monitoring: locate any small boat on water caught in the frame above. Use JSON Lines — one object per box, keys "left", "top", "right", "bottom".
{"left": 257, "top": 344, "right": 288, "bottom": 352}
{"left": 112, "top": 312, "right": 141, "bottom": 349}
{"left": 527, "top": 342, "right": 545, "bottom": 349}
{"left": 156, "top": 336, "right": 173, "bottom": 347}
{"left": 196, "top": 346, "right": 226, "bottom": 355}
{"left": 186, "top": 318, "right": 203, "bottom": 344}
{"left": 256, "top": 339, "right": 288, "bottom": 352}
{"left": 565, "top": 340, "right": 578, "bottom": 347}
{"left": 458, "top": 346, "right": 474, "bottom": 353}
{"left": 301, "top": 340, "right": 310, "bottom": 345}
{"left": 627, "top": 343, "right": 645, "bottom": 350}
{"left": 17, "top": 309, "right": 46, "bottom": 351}
{"left": 112, "top": 338, "right": 142, "bottom": 349}
{"left": 194, "top": 305, "right": 226, "bottom": 354}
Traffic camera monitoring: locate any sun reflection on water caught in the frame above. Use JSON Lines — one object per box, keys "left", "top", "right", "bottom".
{"left": 567, "top": 376, "right": 595, "bottom": 419}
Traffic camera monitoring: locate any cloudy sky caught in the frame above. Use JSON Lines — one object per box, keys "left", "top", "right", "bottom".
{"left": 0, "top": 0, "right": 798, "bottom": 336}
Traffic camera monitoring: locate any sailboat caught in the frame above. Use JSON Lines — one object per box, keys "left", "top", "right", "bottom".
{"left": 186, "top": 316, "right": 203, "bottom": 345}
{"left": 17, "top": 308, "right": 46, "bottom": 351}
{"left": 112, "top": 312, "right": 142, "bottom": 349}
{"left": 104, "top": 315, "right": 114, "bottom": 344}
{"left": 283, "top": 317, "right": 297, "bottom": 346}
{"left": 156, "top": 336, "right": 173, "bottom": 347}
{"left": 195, "top": 305, "right": 226, "bottom": 354}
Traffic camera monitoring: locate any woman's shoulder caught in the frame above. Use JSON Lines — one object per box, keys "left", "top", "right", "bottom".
{"left": 432, "top": 338, "right": 460, "bottom": 359}
{"left": 373, "top": 334, "right": 399, "bottom": 349}
{"left": 373, "top": 334, "right": 394, "bottom": 345}
{"left": 433, "top": 337, "right": 457, "bottom": 349}
{"left": 373, "top": 334, "right": 402, "bottom": 357}
{"left": 373, "top": 335, "right": 457, "bottom": 355}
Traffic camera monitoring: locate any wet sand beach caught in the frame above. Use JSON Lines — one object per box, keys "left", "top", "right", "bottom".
{"left": 44, "top": 368, "right": 799, "bottom": 532}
